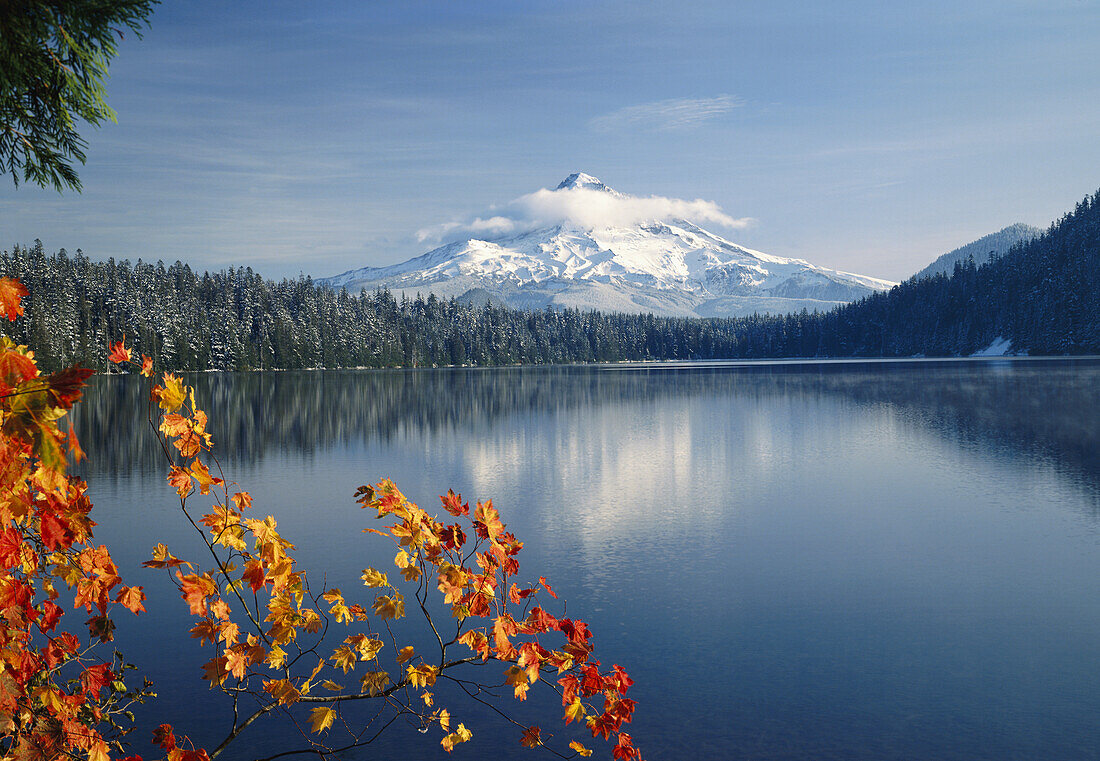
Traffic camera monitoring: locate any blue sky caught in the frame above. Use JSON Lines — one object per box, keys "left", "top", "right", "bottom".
{"left": 2, "top": 0, "right": 1098, "bottom": 281}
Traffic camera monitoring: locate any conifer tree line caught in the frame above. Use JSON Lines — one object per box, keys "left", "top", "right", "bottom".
{"left": 3, "top": 189, "right": 1097, "bottom": 371}
{"left": 0, "top": 243, "right": 748, "bottom": 371}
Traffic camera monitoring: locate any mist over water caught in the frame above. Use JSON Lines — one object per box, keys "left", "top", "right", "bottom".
{"left": 79, "top": 359, "right": 1100, "bottom": 760}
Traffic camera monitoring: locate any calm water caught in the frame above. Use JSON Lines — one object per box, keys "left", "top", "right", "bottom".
{"left": 73, "top": 359, "right": 1100, "bottom": 761}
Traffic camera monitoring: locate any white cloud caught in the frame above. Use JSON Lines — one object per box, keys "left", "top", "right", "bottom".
{"left": 589, "top": 95, "right": 743, "bottom": 133}
{"left": 416, "top": 181, "right": 753, "bottom": 244}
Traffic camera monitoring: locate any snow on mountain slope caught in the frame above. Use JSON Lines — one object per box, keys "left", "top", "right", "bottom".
{"left": 320, "top": 175, "right": 896, "bottom": 317}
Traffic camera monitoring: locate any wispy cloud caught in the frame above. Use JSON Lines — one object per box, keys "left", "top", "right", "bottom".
{"left": 416, "top": 179, "right": 753, "bottom": 244}
{"left": 589, "top": 95, "right": 742, "bottom": 133}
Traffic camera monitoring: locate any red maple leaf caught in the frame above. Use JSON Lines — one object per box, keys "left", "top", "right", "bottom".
{"left": 151, "top": 724, "right": 177, "bottom": 752}
{"left": 38, "top": 600, "right": 62, "bottom": 633}
{"left": 80, "top": 663, "right": 114, "bottom": 697}
{"left": 39, "top": 511, "right": 72, "bottom": 551}
{"left": 44, "top": 366, "right": 94, "bottom": 409}
{"left": 107, "top": 338, "right": 131, "bottom": 364}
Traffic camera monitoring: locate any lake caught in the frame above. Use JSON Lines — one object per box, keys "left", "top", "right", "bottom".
{"left": 73, "top": 358, "right": 1100, "bottom": 760}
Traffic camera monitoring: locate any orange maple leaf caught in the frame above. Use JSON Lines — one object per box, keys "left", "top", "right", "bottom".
{"left": 202, "top": 656, "right": 229, "bottom": 686}
{"left": 114, "top": 585, "right": 146, "bottom": 614}
{"left": 224, "top": 645, "right": 251, "bottom": 680}
{"left": 240, "top": 560, "right": 266, "bottom": 593}
{"left": 440, "top": 489, "right": 468, "bottom": 517}
{"left": 190, "top": 619, "right": 218, "bottom": 645}
{"left": 177, "top": 572, "right": 217, "bottom": 615}
{"left": 188, "top": 459, "right": 221, "bottom": 495}
{"left": 0, "top": 278, "right": 27, "bottom": 321}
{"left": 167, "top": 467, "right": 192, "bottom": 498}
{"left": 473, "top": 499, "right": 504, "bottom": 540}
{"left": 107, "top": 338, "right": 131, "bottom": 364}
{"left": 263, "top": 678, "right": 301, "bottom": 706}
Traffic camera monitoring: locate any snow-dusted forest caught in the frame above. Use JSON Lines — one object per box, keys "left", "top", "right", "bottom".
{"left": 4, "top": 190, "right": 1098, "bottom": 372}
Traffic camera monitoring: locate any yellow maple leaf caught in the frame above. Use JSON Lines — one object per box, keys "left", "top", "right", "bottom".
{"left": 261, "top": 645, "right": 284, "bottom": 670}
{"left": 406, "top": 664, "right": 438, "bottom": 689}
{"left": 504, "top": 665, "right": 531, "bottom": 700}
{"left": 564, "top": 697, "right": 586, "bottom": 725}
{"left": 569, "top": 741, "right": 594, "bottom": 757}
{"left": 309, "top": 706, "right": 336, "bottom": 733}
{"left": 361, "top": 567, "right": 389, "bottom": 587}
{"left": 441, "top": 723, "right": 473, "bottom": 753}
{"left": 345, "top": 634, "right": 384, "bottom": 661}
{"left": 359, "top": 670, "right": 390, "bottom": 696}
{"left": 158, "top": 373, "right": 187, "bottom": 412}
{"left": 330, "top": 602, "right": 352, "bottom": 624}
{"left": 330, "top": 645, "right": 358, "bottom": 674}
{"left": 246, "top": 515, "right": 281, "bottom": 547}
{"left": 372, "top": 593, "right": 405, "bottom": 620}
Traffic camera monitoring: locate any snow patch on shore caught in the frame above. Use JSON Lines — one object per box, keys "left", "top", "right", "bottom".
{"left": 972, "top": 337, "right": 1014, "bottom": 357}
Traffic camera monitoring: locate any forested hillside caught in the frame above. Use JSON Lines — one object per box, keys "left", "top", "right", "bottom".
{"left": 3, "top": 190, "right": 1097, "bottom": 370}
{"left": 913, "top": 223, "right": 1040, "bottom": 280}
{"left": 796, "top": 190, "right": 1100, "bottom": 356}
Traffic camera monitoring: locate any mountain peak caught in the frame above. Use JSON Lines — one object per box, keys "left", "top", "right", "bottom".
{"left": 555, "top": 172, "right": 613, "bottom": 193}
{"left": 320, "top": 173, "right": 896, "bottom": 318}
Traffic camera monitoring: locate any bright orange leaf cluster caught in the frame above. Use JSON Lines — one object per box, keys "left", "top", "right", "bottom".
{"left": 0, "top": 278, "right": 152, "bottom": 761}
{"left": 361, "top": 482, "right": 644, "bottom": 758}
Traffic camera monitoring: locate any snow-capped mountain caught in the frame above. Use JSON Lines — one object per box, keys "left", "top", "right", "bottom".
{"left": 320, "top": 174, "right": 895, "bottom": 317}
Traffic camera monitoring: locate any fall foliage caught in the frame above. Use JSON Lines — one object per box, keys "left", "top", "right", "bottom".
{"left": 0, "top": 277, "right": 154, "bottom": 760}
{"left": 1, "top": 275, "right": 642, "bottom": 760}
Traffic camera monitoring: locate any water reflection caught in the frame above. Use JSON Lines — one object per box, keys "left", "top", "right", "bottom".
{"left": 74, "top": 360, "right": 1100, "bottom": 500}
{"left": 73, "top": 359, "right": 1100, "bottom": 761}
